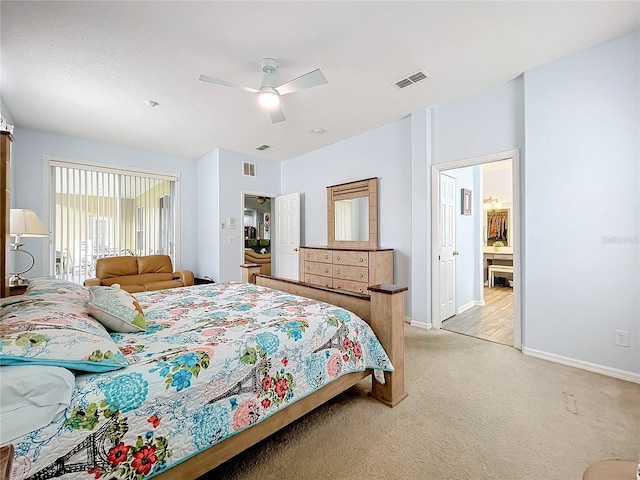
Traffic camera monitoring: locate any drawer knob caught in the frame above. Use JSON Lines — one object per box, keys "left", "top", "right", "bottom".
{"left": 324, "top": 255, "right": 329, "bottom": 259}
{"left": 336, "top": 255, "right": 340, "bottom": 260}
{"left": 336, "top": 270, "right": 340, "bottom": 274}
{"left": 307, "top": 266, "right": 311, "bottom": 270}
{"left": 325, "top": 268, "right": 329, "bottom": 273}
{"left": 336, "top": 284, "right": 341, "bottom": 289}
{"left": 307, "top": 253, "right": 310, "bottom": 257}
{"left": 359, "top": 257, "right": 364, "bottom": 262}
{"left": 359, "top": 272, "right": 363, "bottom": 278}
{"left": 358, "top": 288, "right": 363, "bottom": 293}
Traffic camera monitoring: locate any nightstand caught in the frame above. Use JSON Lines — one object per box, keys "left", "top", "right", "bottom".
{"left": 9, "top": 285, "right": 27, "bottom": 296}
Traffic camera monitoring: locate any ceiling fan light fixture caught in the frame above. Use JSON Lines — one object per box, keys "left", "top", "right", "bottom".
{"left": 258, "top": 89, "right": 280, "bottom": 110}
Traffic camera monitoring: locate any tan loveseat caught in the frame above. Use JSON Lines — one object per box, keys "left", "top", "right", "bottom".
{"left": 84, "top": 255, "right": 194, "bottom": 293}
{"left": 244, "top": 249, "right": 271, "bottom": 276}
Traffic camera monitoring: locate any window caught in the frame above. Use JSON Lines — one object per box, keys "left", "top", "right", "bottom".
{"left": 50, "top": 160, "right": 178, "bottom": 283}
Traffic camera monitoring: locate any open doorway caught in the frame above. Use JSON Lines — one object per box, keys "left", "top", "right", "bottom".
{"left": 243, "top": 194, "right": 273, "bottom": 276}
{"left": 431, "top": 150, "right": 522, "bottom": 349}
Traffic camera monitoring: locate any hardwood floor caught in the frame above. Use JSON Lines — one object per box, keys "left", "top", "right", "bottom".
{"left": 442, "top": 286, "right": 513, "bottom": 346}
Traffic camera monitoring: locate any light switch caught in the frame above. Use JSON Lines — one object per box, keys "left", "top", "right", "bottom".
{"left": 228, "top": 236, "right": 236, "bottom": 244}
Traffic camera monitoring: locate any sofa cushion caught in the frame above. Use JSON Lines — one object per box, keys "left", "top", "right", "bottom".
{"left": 137, "top": 255, "right": 173, "bottom": 274}
{"left": 144, "top": 280, "right": 184, "bottom": 291}
{"left": 95, "top": 256, "right": 138, "bottom": 279}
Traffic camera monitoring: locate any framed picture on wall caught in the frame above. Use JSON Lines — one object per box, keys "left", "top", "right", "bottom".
{"left": 461, "top": 189, "right": 472, "bottom": 215}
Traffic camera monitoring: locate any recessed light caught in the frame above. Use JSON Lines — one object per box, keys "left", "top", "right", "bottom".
{"left": 312, "top": 128, "right": 326, "bottom": 134}
{"left": 145, "top": 100, "right": 159, "bottom": 107}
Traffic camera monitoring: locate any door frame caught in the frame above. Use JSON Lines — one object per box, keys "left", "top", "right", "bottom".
{"left": 430, "top": 149, "right": 522, "bottom": 349}
{"left": 240, "top": 189, "right": 277, "bottom": 270}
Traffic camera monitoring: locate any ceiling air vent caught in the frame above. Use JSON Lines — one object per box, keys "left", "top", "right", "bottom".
{"left": 255, "top": 144, "right": 271, "bottom": 151}
{"left": 242, "top": 162, "right": 256, "bottom": 177}
{"left": 393, "top": 69, "right": 432, "bottom": 90}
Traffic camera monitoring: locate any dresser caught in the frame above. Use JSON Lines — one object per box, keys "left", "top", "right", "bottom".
{"left": 299, "top": 246, "right": 393, "bottom": 295}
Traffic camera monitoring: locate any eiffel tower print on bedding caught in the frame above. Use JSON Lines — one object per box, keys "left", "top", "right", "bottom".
{"left": 2, "top": 281, "right": 393, "bottom": 480}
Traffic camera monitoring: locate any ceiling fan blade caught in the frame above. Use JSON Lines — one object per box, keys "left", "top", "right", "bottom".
{"left": 270, "top": 106, "right": 286, "bottom": 124}
{"left": 275, "top": 69, "right": 328, "bottom": 96}
{"left": 199, "top": 74, "right": 259, "bottom": 94}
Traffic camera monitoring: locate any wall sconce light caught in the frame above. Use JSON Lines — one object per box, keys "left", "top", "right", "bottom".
{"left": 9, "top": 209, "right": 50, "bottom": 286}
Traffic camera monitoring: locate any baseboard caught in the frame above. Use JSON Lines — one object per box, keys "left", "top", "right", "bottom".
{"left": 522, "top": 347, "right": 640, "bottom": 384}
{"left": 410, "top": 320, "right": 432, "bottom": 330}
{"left": 404, "top": 316, "right": 412, "bottom": 324}
{"left": 457, "top": 301, "right": 475, "bottom": 314}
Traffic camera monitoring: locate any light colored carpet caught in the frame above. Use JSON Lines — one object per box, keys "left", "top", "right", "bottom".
{"left": 205, "top": 326, "right": 639, "bottom": 479}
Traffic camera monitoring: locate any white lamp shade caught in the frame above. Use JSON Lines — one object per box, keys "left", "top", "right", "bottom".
{"left": 10, "top": 209, "right": 49, "bottom": 237}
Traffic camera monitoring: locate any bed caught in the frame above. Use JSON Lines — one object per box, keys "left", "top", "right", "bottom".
{"left": 0, "top": 268, "right": 407, "bottom": 480}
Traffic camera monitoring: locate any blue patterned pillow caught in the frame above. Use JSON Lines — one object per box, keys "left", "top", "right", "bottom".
{"left": 88, "top": 286, "right": 147, "bottom": 333}
{"left": 24, "top": 277, "right": 90, "bottom": 306}
{"left": 0, "top": 299, "right": 127, "bottom": 372}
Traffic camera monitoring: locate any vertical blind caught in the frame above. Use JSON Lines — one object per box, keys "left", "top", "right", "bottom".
{"left": 50, "top": 160, "right": 177, "bottom": 284}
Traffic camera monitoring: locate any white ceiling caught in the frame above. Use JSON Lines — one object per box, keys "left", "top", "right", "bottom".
{"left": 1, "top": 1, "right": 638, "bottom": 162}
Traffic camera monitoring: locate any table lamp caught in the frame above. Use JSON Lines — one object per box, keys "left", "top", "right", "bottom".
{"left": 9, "top": 209, "right": 50, "bottom": 286}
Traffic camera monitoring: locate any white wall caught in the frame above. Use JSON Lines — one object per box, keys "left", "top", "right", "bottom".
{"left": 282, "top": 118, "right": 413, "bottom": 315}
{"left": 523, "top": 31, "right": 639, "bottom": 374}
{"left": 10, "top": 127, "right": 199, "bottom": 275}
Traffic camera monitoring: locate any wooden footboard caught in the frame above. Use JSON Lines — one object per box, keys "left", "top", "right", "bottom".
{"left": 154, "top": 269, "right": 408, "bottom": 479}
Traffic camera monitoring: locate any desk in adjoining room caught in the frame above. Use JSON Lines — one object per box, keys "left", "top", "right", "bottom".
{"left": 483, "top": 246, "right": 513, "bottom": 286}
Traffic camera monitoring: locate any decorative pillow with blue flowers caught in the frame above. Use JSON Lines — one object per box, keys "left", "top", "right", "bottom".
{"left": 88, "top": 286, "right": 147, "bottom": 333}
{"left": 24, "top": 277, "right": 90, "bottom": 306}
{"left": 0, "top": 299, "right": 127, "bottom": 372}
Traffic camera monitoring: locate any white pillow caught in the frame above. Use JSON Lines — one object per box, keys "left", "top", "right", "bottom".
{"left": 0, "top": 365, "right": 75, "bottom": 444}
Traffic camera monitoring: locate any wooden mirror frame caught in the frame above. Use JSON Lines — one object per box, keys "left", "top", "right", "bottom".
{"left": 327, "top": 177, "right": 378, "bottom": 249}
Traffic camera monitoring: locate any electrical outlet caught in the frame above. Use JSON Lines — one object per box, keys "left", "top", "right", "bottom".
{"left": 614, "top": 330, "right": 629, "bottom": 347}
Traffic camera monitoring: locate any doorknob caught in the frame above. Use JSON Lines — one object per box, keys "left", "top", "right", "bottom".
{"left": 294, "top": 248, "right": 298, "bottom": 252}
{"left": 453, "top": 251, "right": 459, "bottom": 256}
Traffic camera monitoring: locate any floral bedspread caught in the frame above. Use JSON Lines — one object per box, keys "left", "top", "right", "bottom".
{"left": 10, "top": 282, "right": 393, "bottom": 479}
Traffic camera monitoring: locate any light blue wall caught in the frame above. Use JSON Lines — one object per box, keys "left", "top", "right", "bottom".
{"left": 282, "top": 118, "right": 413, "bottom": 314}
{"left": 206, "top": 149, "right": 280, "bottom": 282}
{"left": 10, "top": 127, "right": 199, "bottom": 274}
{"left": 523, "top": 31, "right": 639, "bottom": 373}
{"left": 196, "top": 149, "right": 220, "bottom": 280}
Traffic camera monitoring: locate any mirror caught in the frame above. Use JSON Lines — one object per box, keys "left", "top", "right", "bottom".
{"left": 327, "top": 178, "right": 378, "bottom": 248}
{"left": 334, "top": 197, "right": 369, "bottom": 241}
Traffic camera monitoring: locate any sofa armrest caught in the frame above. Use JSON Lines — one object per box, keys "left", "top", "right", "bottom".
{"left": 174, "top": 270, "right": 194, "bottom": 286}
{"left": 84, "top": 278, "right": 101, "bottom": 287}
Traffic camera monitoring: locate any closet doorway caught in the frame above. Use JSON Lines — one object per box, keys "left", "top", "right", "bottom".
{"left": 431, "top": 150, "right": 522, "bottom": 349}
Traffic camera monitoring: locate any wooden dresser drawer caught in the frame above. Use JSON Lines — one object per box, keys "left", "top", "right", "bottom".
{"left": 302, "top": 248, "right": 332, "bottom": 263}
{"left": 303, "top": 261, "right": 332, "bottom": 277}
{"left": 303, "top": 274, "right": 333, "bottom": 288}
{"left": 332, "top": 250, "right": 369, "bottom": 266}
{"left": 333, "top": 265, "right": 369, "bottom": 283}
{"left": 333, "top": 278, "right": 369, "bottom": 295}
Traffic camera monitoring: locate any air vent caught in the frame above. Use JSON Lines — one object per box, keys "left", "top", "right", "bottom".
{"left": 393, "top": 69, "right": 432, "bottom": 90}
{"left": 255, "top": 144, "right": 271, "bottom": 151}
{"left": 242, "top": 162, "right": 256, "bottom": 177}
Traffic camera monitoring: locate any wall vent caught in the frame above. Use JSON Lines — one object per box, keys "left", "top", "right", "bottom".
{"left": 392, "top": 69, "right": 432, "bottom": 90}
{"left": 255, "top": 144, "right": 271, "bottom": 151}
{"left": 242, "top": 162, "right": 256, "bottom": 177}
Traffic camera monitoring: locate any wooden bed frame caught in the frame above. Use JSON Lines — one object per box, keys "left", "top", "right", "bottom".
{"left": 152, "top": 265, "right": 408, "bottom": 479}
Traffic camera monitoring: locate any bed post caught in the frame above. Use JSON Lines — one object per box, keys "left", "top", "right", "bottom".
{"left": 240, "top": 263, "right": 262, "bottom": 284}
{"left": 368, "top": 284, "right": 408, "bottom": 407}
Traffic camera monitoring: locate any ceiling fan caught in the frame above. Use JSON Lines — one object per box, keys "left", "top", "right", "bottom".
{"left": 199, "top": 58, "right": 328, "bottom": 124}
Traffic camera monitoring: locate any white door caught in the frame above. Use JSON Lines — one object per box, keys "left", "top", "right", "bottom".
{"left": 274, "top": 193, "right": 300, "bottom": 280}
{"left": 439, "top": 173, "right": 456, "bottom": 321}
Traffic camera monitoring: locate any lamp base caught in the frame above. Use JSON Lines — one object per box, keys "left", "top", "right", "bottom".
{"left": 9, "top": 275, "right": 30, "bottom": 287}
